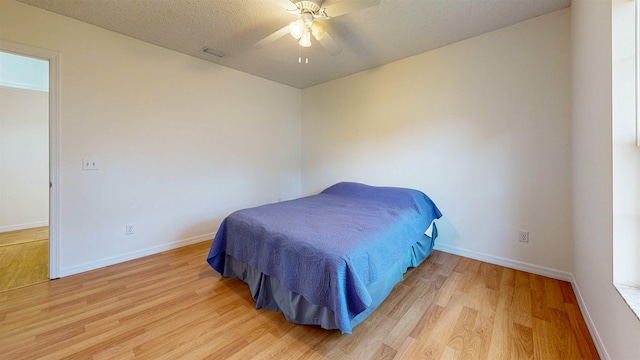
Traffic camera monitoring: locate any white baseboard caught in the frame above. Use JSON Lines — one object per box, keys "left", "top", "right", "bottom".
{"left": 433, "top": 243, "right": 608, "bottom": 359}
{"left": 569, "top": 274, "right": 610, "bottom": 360}
{"left": 433, "top": 243, "right": 573, "bottom": 281}
{"left": 59, "top": 233, "right": 215, "bottom": 277}
{"left": 0, "top": 221, "right": 49, "bottom": 233}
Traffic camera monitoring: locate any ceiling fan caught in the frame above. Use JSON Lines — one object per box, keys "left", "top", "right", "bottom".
{"left": 253, "top": 0, "right": 381, "bottom": 56}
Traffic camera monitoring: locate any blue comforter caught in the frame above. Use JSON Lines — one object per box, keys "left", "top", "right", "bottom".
{"left": 207, "top": 182, "right": 442, "bottom": 333}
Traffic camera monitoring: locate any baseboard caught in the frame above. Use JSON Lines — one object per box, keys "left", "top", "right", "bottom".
{"left": 59, "top": 233, "right": 215, "bottom": 277}
{"left": 0, "top": 221, "right": 49, "bottom": 233}
{"left": 433, "top": 243, "right": 573, "bottom": 281}
{"left": 433, "top": 243, "right": 609, "bottom": 359}
{"left": 569, "top": 274, "right": 610, "bottom": 360}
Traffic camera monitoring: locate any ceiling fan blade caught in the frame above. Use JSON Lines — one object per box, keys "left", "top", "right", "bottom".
{"left": 253, "top": 25, "right": 291, "bottom": 49}
{"left": 272, "top": 0, "right": 296, "bottom": 10}
{"left": 318, "top": 32, "right": 342, "bottom": 55}
{"left": 324, "top": 0, "right": 380, "bottom": 18}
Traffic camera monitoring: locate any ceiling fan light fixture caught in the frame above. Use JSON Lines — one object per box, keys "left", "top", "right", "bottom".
{"left": 290, "top": 19, "right": 304, "bottom": 39}
{"left": 311, "top": 21, "right": 326, "bottom": 40}
{"left": 255, "top": 0, "right": 379, "bottom": 56}
{"left": 299, "top": 30, "right": 312, "bottom": 47}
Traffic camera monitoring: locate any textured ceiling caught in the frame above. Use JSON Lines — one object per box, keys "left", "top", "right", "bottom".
{"left": 17, "top": 0, "right": 571, "bottom": 89}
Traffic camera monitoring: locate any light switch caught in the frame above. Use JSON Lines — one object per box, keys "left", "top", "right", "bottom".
{"left": 82, "top": 158, "right": 99, "bottom": 170}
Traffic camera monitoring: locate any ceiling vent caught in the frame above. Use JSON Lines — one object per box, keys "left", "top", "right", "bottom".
{"left": 201, "top": 47, "right": 224, "bottom": 58}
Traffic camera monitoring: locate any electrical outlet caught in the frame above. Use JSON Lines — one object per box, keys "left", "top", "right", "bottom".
{"left": 518, "top": 231, "right": 529, "bottom": 243}
{"left": 126, "top": 223, "right": 135, "bottom": 235}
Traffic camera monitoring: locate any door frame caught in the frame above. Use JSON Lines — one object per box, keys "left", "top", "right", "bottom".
{"left": 0, "top": 40, "right": 61, "bottom": 279}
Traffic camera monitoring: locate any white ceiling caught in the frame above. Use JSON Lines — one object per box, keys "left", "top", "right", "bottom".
{"left": 17, "top": 0, "right": 571, "bottom": 89}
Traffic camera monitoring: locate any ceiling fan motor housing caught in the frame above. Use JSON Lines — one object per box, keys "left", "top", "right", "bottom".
{"left": 294, "top": 0, "right": 322, "bottom": 14}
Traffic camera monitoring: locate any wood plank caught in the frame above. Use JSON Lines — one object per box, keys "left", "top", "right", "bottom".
{"left": 384, "top": 277, "right": 436, "bottom": 350}
{"left": 446, "top": 305, "right": 478, "bottom": 354}
{"left": 0, "top": 227, "right": 48, "bottom": 247}
{"left": 0, "top": 239, "right": 48, "bottom": 291}
{"left": 565, "top": 302, "right": 600, "bottom": 359}
{"left": 487, "top": 284, "right": 515, "bottom": 359}
{"left": 0, "top": 227, "right": 50, "bottom": 292}
{"left": 510, "top": 284, "right": 533, "bottom": 327}
{"left": 369, "top": 343, "right": 397, "bottom": 360}
{"left": 511, "top": 322, "right": 534, "bottom": 359}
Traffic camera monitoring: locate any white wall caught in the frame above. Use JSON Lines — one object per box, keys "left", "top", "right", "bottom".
{"left": 0, "top": 0, "right": 302, "bottom": 275}
{"left": 302, "top": 10, "right": 573, "bottom": 276}
{"left": 0, "top": 86, "right": 49, "bottom": 231}
{"left": 572, "top": 0, "right": 640, "bottom": 359}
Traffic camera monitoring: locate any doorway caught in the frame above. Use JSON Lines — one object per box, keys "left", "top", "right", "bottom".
{"left": 0, "top": 41, "right": 60, "bottom": 290}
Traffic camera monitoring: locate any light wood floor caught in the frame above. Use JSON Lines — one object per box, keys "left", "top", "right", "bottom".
{"left": 0, "top": 241, "right": 599, "bottom": 359}
{"left": 0, "top": 227, "right": 49, "bottom": 292}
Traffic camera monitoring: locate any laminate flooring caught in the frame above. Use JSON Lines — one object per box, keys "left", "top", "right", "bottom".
{"left": 0, "top": 241, "right": 600, "bottom": 359}
{"left": 0, "top": 227, "right": 49, "bottom": 292}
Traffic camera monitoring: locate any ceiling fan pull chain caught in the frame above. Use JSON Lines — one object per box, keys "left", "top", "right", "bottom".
{"left": 298, "top": 46, "right": 309, "bottom": 64}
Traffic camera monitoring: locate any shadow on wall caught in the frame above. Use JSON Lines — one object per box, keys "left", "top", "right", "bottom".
{"left": 433, "top": 216, "right": 461, "bottom": 248}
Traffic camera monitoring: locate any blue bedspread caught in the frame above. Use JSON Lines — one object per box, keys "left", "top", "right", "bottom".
{"left": 207, "top": 182, "right": 442, "bottom": 333}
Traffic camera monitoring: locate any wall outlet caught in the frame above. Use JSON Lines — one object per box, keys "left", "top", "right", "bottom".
{"left": 126, "top": 223, "right": 135, "bottom": 235}
{"left": 518, "top": 231, "right": 529, "bottom": 243}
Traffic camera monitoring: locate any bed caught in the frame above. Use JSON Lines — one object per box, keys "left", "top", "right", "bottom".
{"left": 206, "top": 182, "right": 442, "bottom": 334}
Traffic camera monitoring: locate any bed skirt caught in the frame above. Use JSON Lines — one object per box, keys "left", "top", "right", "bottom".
{"left": 221, "top": 230, "right": 436, "bottom": 333}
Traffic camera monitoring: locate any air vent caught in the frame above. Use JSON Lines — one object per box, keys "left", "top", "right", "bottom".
{"left": 201, "top": 47, "right": 224, "bottom": 58}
